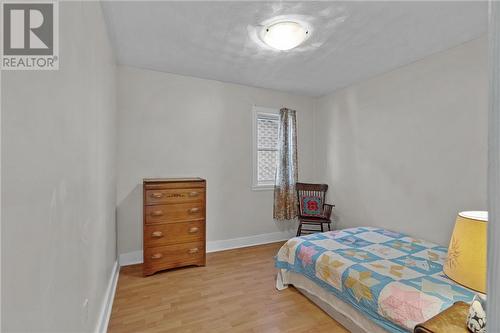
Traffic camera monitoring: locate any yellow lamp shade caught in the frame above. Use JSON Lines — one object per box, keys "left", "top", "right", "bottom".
{"left": 443, "top": 211, "right": 487, "bottom": 293}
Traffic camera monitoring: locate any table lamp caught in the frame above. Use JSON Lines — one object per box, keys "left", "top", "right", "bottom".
{"left": 443, "top": 211, "right": 487, "bottom": 294}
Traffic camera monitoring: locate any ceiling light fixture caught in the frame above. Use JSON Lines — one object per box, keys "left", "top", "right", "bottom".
{"left": 261, "top": 20, "right": 309, "bottom": 51}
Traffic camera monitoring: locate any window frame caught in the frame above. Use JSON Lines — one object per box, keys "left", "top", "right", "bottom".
{"left": 252, "top": 106, "right": 280, "bottom": 191}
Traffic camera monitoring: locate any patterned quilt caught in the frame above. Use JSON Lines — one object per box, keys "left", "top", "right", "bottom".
{"left": 275, "top": 227, "right": 476, "bottom": 332}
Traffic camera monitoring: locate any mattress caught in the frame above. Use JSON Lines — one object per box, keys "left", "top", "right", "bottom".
{"left": 275, "top": 227, "right": 477, "bottom": 332}
{"left": 278, "top": 270, "right": 388, "bottom": 333}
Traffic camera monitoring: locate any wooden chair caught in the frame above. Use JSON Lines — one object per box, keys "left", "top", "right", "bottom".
{"left": 296, "top": 182, "right": 334, "bottom": 236}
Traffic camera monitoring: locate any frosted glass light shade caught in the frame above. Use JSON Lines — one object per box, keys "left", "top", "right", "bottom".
{"left": 262, "top": 21, "right": 309, "bottom": 51}
{"left": 443, "top": 211, "right": 487, "bottom": 293}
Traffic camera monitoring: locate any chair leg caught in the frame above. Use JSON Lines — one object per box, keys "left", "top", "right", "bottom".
{"left": 296, "top": 222, "right": 302, "bottom": 237}
{"left": 320, "top": 223, "right": 324, "bottom": 233}
{"left": 328, "top": 223, "right": 331, "bottom": 231}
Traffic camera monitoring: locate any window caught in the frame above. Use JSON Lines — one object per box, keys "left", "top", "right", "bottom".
{"left": 253, "top": 107, "right": 280, "bottom": 190}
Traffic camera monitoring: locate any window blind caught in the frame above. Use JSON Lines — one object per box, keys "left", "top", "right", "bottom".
{"left": 257, "top": 115, "right": 279, "bottom": 184}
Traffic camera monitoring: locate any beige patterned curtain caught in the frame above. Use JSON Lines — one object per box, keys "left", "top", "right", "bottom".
{"left": 273, "top": 108, "right": 298, "bottom": 220}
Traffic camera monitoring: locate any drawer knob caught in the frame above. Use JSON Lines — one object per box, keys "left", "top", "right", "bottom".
{"left": 188, "top": 207, "right": 200, "bottom": 213}
{"left": 151, "top": 192, "right": 164, "bottom": 199}
{"left": 151, "top": 231, "right": 163, "bottom": 238}
{"left": 188, "top": 248, "right": 199, "bottom": 254}
{"left": 188, "top": 191, "right": 199, "bottom": 197}
{"left": 188, "top": 227, "right": 199, "bottom": 234}
{"left": 150, "top": 210, "right": 163, "bottom": 217}
{"left": 151, "top": 253, "right": 163, "bottom": 259}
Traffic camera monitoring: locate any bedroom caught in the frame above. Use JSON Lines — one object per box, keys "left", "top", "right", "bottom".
{"left": 1, "top": 1, "right": 499, "bottom": 333}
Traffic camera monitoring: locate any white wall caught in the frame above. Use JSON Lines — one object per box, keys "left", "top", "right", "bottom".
{"left": 314, "top": 37, "right": 488, "bottom": 246}
{"left": 117, "top": 66, "right": 315, "bottom": 256}
{"left": 1, "top": 2, "right": 117, "bottom": 332}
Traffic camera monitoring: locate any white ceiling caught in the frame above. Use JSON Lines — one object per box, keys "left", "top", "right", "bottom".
{"left": 102, "top": 1, "right": 487, "bottom": 97}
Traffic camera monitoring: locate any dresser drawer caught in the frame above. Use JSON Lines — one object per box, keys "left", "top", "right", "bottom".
{"left": 144, "top": 221, "right": 205, "bottom": 247}
{"left": 144, "top": 241, "right": 205, "bottom": 274}
{"left": 145, "top": 188, "right": 204, "bottom": 205}
{"left": 145, "top": 203, "right": 204, "bottom": 224}
{"left": 144, "top": 181, "right": 205, "bottom": 190}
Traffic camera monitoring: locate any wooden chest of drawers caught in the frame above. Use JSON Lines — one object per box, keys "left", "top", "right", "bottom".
{"left": 143, "top": 178, "right": 206, "bottom": 276}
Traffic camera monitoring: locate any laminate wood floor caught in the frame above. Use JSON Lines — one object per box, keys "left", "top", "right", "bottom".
{"left": 108, "top": 242, "right": 349, "bottom": 333}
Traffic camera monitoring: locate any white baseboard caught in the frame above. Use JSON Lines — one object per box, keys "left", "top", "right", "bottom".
{"left": 119, "top": 231, "right": 293, "bottom": 266}
{"left": 206, "top": 230, "right": 293, "bottom": 253}
{"left": 119, "top": 250, "right": 143, "bottom": 266}
{"left": 95, "top": 261, "right": 120, "bottom": 333}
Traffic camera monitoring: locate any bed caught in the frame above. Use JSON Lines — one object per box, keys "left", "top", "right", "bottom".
{"left": 275, "top": 227, "right": 476, "bottom": 332}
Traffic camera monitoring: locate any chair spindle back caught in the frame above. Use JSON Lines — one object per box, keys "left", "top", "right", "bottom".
{"left": 296, "top": 182, "right": 328, "bottom": 216}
